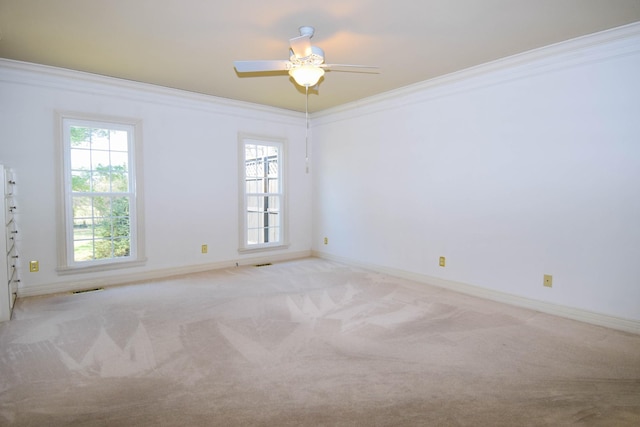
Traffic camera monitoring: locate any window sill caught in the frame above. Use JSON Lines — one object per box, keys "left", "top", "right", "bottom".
{"left": 238, "top": 243, "right": 290, "bottom": 255}
{"left": 57, "top": 257, "right": 147, "bottom": 275}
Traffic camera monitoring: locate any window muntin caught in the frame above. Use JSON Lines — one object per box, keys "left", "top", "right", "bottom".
{"left": 240, "top": 138, "right": 286, "bottom": 251}
{"left": 61, "top": 116, "right": 142, "bottom": 269}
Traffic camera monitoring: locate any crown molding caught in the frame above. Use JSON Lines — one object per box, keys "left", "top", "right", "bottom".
{"left": 2, "top": 21, "right": 639, "bottom": 126}
{"left": 313, "top": 21, "right": 640, "bottom": 124}
{"left": 0, "top": 58, "right": 304, "bottom": 125}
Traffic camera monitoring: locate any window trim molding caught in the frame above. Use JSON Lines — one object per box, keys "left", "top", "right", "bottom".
{"left": 238, "top": 133, "right": 289, "bottom": 254}
{"left": 56, "top": 111, "right": 146, "bottom": 273}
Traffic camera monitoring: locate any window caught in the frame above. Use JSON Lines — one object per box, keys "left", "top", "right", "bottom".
{"left": 58, "top": 114, "right": 144, "bottom": 271}
{"left": 239, "top": 136, "right": 287, "bottom": 252}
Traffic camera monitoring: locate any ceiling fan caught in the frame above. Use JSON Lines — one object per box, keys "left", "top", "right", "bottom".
{"left": 233, "top": 26, "right": 378, "bottom": 88}
{"left": 234, "top": 26, "right": 378, "bottom": 174}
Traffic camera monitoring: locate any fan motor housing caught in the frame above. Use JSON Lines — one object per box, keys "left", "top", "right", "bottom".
{"left": 290, "top": 46, "right": 325, "bottom": 65}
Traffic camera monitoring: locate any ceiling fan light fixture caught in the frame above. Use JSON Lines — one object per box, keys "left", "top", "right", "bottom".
{"left": 289, "top": 64, "right": 325, "bottom": 87}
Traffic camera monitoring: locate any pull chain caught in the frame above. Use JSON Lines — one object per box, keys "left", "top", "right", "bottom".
{"left": 305, "top": 85, "right": 309, "bottom": 174}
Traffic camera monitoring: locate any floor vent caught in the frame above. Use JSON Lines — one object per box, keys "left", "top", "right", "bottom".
{"left": 72, "top": 287, "right": 104, "bottom": 294}
{"left": 254, "top": 263, "right": 272, "bottom": 267}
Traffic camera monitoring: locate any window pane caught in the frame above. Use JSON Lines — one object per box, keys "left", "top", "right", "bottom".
{"left": 70, "top": 149, "right": 91, "bottom": 170}
{"left": 110, "top": 151, "right": 129, "bottom": 172}
{"left": 113, "top": 237, "right": 130, "bottom": 257}
{"left": 267, "top": 216, "right": 279, "bottom": 236}
{"left": 70, "top": 126, "right": 92, "bottom": 148}
{"left": 96, "top": 218, "right": 113, "bottom": 237}
{"left": 246, "top": 162, "right": 257, "bottom": 178}
{"left": 253, "top": 211, "right": 265, "bottom": 228}
{"left": 72, "top": 196, "right": 92, "bottom": 218}
{"left": 112, "top": 198, "right": 130, "bottom": 236}
{"left": 268, "top": 227, "right": 279, "bottom": 243}
{"left": 246, "top": 178, "right": 262, "bottom": 194}
{"left": 247, "top": 211, "right": 260, "bottom": 228}
{"left": 268, "top": 160, "right": 278, "bottom": 177}
{"left": 71, "top": 170, "right": 91, "bottom": 192}
{"left": 94, "top": 238, "right": 112, "bottom": 259}
{"left": 267, "top": 196, "right": 280, "bottom": 212}
{"left": 92, "top": 169, "right": 111, "bottom": 192}
{"left": 91, "top": 129, "right": 110, "bottom": 150}
{"left": 74, "top": 240, "right": 94, "bottom": 262}
{"left": 247, "top": 229, "right": 260, "bottom": 245}
{"left": 110, "top": 130, "right": 128, "bottom": 151}
{"left": 245, "top": 145, "right": 257, "bottom": 160}
{"left": 267, "top": 179, "right": 279, "bottom": 193}
{"left": 266, "top": 146, "right": 278, "bottom": 157}
{"left": 111, "top": 171, "right": 129, "bottom": 192}
{"left": 113, "top": 216, "right": 130, "bottom": 237}
{"left": 112, "top": 196, "right": 129, "bottom": 214}
{"left": 247, "top": 196, "right": 257, "bottom": 211}
{"left": 93, "top": 196, "right": 111, "bottom": 218}
{"left": 73, "top": 219, "right": 94, "bottom": 241}
{"left": 91, "top": 150, "right": 110, "bottom": 170}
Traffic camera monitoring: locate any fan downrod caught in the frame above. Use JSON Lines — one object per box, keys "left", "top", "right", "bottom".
{"left": 298, "top": 26, "right": 315, "bottom": 38}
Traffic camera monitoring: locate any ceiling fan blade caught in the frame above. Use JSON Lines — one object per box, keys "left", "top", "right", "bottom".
{"left": 234, "top": 60, "right": 291, "bottom": 73}
{"left": 322, "top": 64, "right": 380, "bottom": 73}
{"left": 289, "top": 35, "right": 312, "bottom": 58}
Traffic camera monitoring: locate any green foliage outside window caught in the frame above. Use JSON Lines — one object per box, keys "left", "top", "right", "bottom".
{"left": 69, "top": 125, "right": 131, "bottom": 261}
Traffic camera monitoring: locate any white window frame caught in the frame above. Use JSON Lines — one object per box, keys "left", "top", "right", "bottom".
{"left": 238, "top": 134, "right": 289, "bottom": 253}
{"left": 57, "top": 112, "right": 146, "bottom": 273}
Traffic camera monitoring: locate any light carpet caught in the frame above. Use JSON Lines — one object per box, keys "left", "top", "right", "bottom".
{"left": 0, "top": 257, "right": 639, "bottom": 426}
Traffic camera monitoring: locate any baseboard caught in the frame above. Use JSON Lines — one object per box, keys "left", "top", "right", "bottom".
{"left": 18, "top": 250, "right": 312, "bottom": 298}
{"left": 312, "top": 251, "right": 640, "bottom": 335}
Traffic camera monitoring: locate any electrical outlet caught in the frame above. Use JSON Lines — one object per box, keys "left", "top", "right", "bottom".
{"left": 439, "top": 256, "right": 446, "bottom": 267}
{"left": 29, "top": 260, "right": 39, "bottom": 272}
{"left": 201, "top": 244, "right": 208, "bottom": 254}
{"left": 543, "top": 274, "right": 552, "bottom": 288}
{"left": 324, "top": 237, "right": 328, "bottom": 245}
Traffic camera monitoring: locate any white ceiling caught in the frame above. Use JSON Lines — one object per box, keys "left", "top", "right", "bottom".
{"left": 1, "top": 0, "right": 639, "bottom": 113}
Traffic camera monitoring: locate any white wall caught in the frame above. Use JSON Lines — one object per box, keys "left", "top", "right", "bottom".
{"left": 0, "top": 62, "right": 312, "bottom": 295}
{"left": 312, "top": 24, "right": 640, "bottom": 323}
